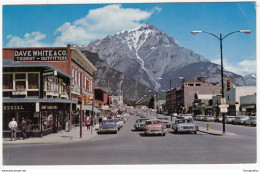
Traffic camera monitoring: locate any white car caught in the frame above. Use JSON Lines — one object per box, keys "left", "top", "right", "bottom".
{"left": 194, "top": 115, "right": 205, "bottom": 121}
{"left": 225, "top": 116, "right": 236, "bottom": 124}
{"left": 202, "top": 116, "right": 215, "bottom": 122}
{"left": 244, "top": 117, "right": 256, "bottom": 126}
{"left": 232, "top": 116, "right": 250, "bottom": 125}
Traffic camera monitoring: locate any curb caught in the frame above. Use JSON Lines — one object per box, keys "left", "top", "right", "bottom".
{"left": 198, "top": 129, "right": 223, "bottom": 136}
{"left": 3, "top": 133, "right": 97, "bottom": 145}
{"left": 198, "top": 127, "right": 235, "bottom": 136}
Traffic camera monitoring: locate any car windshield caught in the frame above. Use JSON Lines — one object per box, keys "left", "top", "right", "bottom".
{"left": 137, "top": 119, "right": 148, "bottom": 123}
{"left": 102, "top": 121, "right": 116, "bottom": 125}
{"left": 176, "top": 119, "right": 193, "bottom": 124}
{"left": 158, "top": 118, "right": 169, "bottom": 121}
{"left": 146, "top": 120, "right": 161, "bottom": 125}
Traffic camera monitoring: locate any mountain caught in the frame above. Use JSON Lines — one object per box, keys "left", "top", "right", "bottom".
{"left": 243, "top": 73, "right": 256, "bottom": 86}
{"left": 81, "top": 50, "right": 156, "bottom": 102}
{"left": 81, "top": 23, "right": 209, "bottom": 90}
{"left": 160, "top": 62, "right": 245, "bottom": 89}
{"left": 80, "top": 23, "right": 246, "bottom": 91}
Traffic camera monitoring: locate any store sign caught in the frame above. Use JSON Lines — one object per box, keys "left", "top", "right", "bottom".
{"left": 43, "top": 70, "right": 57, "bottom": 76}
{"left": 41, "top": 105, "right": 59, "bottom": 110}
{"left": 3, "top": 105, "right": 25, "bottom": 111}
{"left": 14, "top": 48, "right": 68, "bottom": 62}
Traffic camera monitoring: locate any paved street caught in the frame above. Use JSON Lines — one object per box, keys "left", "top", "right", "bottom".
{"left": 3, "top": 113, "right": 256, "bottom": 165}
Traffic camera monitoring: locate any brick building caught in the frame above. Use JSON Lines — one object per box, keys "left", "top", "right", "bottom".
{"left": 2, "top": 45, "right": 97, "bottom": 137}
{"left": 165, "top": 77, "right": 220, "bottom": 114}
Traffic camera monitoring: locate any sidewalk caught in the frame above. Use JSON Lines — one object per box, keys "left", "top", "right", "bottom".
{"left": 3, "top": 126, "right": 98, "bottom": 145}
{"left": 199, "top": 127, "right": 235, "bottom": 136}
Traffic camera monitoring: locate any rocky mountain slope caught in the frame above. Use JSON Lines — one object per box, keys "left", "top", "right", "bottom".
{"left": 160, "top": 62, "right": 246, "bottom": 90}
{"left": 81, "top": 50, "right": 156, "bottom": 101}
{"left": 81, "top": 24, "right": 210, "bottom": 90}
{"left": 243, "top": 73, "right": 256, "bottom": 86}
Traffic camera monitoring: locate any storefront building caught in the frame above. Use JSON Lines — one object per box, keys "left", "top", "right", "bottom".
{"left": 2, "top": 45, "right": 97, "bottom": 137}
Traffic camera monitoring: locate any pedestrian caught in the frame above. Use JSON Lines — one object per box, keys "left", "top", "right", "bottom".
{"left": 86, "top": 117, "right": 91, "bottom": 130}
{"left": 8, "top": 118, "right": 17, "bottom": 141}
{"left": 98, "top": 116, "right": 102, "bottom": 125}
{"left": 21, "top": 117, "right": 27, "bottom": 139}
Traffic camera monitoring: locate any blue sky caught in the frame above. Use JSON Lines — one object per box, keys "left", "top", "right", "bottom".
{"left": 2, "top": 2, "right": 256, "bottom": 75}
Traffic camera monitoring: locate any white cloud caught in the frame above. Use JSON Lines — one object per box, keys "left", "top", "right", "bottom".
{"left": 5, "top": 5, "right": 161, "bottom": 48}
{"left": 211, "top": 58, "right": 256, "bottom": 76}
{"left": 53, "top": 4, "right": 161, "bottom": 46}
{"left": 6, "top": 32, "right": 48, "bottom": 47}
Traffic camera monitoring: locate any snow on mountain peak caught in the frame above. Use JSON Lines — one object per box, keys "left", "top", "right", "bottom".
{"left": 115, "top": 24, "right": 157, "bottom": 50}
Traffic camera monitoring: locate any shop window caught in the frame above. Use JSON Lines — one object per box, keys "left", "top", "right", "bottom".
{"left": 28, "top": 73, "right": 39, "bottom": 89}
{"left": 15, "top": 73, "right": 26, "bottom": 79}
{"left": 72, "top": 68, "right": 75, "bottom": 85}
{"left": 47, "top": 77, "right": 53, "bottom": 90}
{"left": 3, "top": 74, "right": 13, "bottom": 89}
{"left": 27, "top": 91, "right": 39, "bottom": 97}
{"left": 15, "top": 81, "right": 26, "bottom": 90}
{"left": 42, "top": 111, "right": 53, "bottom": 130}
{"left": 3, "top": 92, "right": 12, "bottom": 97}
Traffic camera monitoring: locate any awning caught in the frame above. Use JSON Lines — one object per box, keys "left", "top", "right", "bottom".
{"left": 241, "top": 105, "right": 255, "bottom": 109}
{"left": 81, "top": 104, "right": 101, "bottom": 113}
{"left": 3, "top": 98, "right": 77, "bottom": 104}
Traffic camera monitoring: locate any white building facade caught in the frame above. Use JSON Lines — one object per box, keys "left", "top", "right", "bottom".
{"left": 224, "top": 85, "right": 256, "bottom": 115}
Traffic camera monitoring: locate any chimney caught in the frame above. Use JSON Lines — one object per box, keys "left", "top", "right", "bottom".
{"left": 198, "top": 77, "right": 206, "bottom": 83}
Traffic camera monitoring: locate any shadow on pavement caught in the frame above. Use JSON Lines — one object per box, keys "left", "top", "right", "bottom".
{"left": 168, "top": 131, "right": 204, "bottom": 135}
{"left": 131, "top": 129, "right": 144, "bottom": 132}
{"left": 139, "top": 133, "right": 166, "bottom": 137}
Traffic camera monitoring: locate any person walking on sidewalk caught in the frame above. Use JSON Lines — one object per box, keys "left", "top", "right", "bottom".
{"left": 8, "top": 118, "right": 18, "bottom": 141}
{"left": 86, "top": 117, "right": 91, "bottom": 130}
{"left": 21, "top": 117, "right": 27, "bottom": 139}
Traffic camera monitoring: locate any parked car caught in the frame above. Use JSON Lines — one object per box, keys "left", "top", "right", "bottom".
{"left": 110, "top": 118, "right": 124, "bottom": 129}
{"left": 215, "top": 116, "right": 223, "bottom": 122}
{"left": 225, "top": 116, "right": 236, "bottom": 124}
{"left": 177, "top": 114, "right": 192, "bottom": 120}
{"left": 157, "top": 117, "right": 172, "bottom": 128}
{"left": 232, "top": 116, "right": 250, "bottom": 125}
{"left": 140, "top": 114, "right": 147, "bottom": 118}
{"left": 134, "top": 118, "right": 149, "bottom": 131}
{"left": 194, "top": 115, "right": 205, "bottom": 121}
{"left": 244, "top": 117, "right": 256, "bottom": 126}
{"left": 162, "top": 111, "right": 169, "bottom": 116}
{"left": 144, "top": 119, "right": 166, "bottom": 136}
{"left": 98, "top": 120, "right": 118, "bottom": 134}
{"left": 172, "top": 119, "right": 198, "bottom": 134}
{"left": 202, "top": 116, "right": 215, "bottom": 122}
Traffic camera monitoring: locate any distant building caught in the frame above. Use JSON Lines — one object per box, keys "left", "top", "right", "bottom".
{"left": 224, "top": 85, "right": 256, "bottom": 115}
{"left": 94, "top": 88, "right": 109, "bottom": 108}
{"left": 165, "top": 77, "right": 220, "bottom": 114}
{"left": 110, "top": 95, "right": 124, "bottom": 106}
{"left": 240, "top": 94, "right": 256, "bottom": 116}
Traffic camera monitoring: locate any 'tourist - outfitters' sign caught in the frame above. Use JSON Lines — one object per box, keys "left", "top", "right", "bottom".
{"left": 14, "top": 48, "right": 68, "bottom": 62}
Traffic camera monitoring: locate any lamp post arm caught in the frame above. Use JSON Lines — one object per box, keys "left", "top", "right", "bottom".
{"left": 201, "top": 31, "right": 220, "bottom": 40}
{"left": 222, "top": 31, "right": 240, "bottom": 40}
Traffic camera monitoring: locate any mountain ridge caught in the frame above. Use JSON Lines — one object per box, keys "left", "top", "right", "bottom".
{"left": 81, "top": 23, "right": 214, "bottom": 90}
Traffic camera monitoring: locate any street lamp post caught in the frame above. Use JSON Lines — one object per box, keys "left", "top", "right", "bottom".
{"left": 191, "top": 30, "right": 251, "bottom": 133}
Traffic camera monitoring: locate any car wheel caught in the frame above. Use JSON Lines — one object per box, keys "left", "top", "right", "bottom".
{"left": 162, "top": 133, "right": 166, "bottom": 136}
{"left": 194, "top": 131, "right": 197, "bottom": 134}
{"left": 244, "top": 122, "right": 247, "bottom": 126}
{"left": 114, "top": 131, "right": 117, "bottom": 134}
